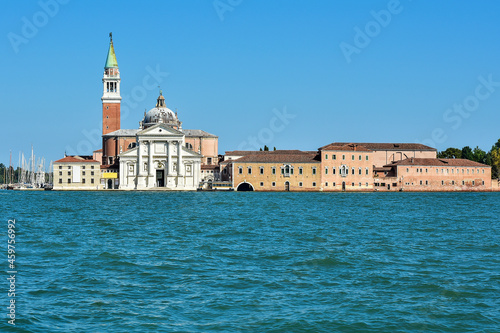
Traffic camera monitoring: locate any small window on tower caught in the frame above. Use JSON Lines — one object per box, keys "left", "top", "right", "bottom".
{"left": 106, "top": 116, "right": 109, "bottom": 119}
{"left": 106, "top": 126, "right": 109, "bottom": 129}
{"left": 106, "top": 106, "right": 109, "bottom": 110}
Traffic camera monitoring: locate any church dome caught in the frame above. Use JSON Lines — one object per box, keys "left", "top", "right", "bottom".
{"left": 144, "top": 106, "right": 176, "bottom": 124}
{"left": 141, "top": 91, "right": 182, "bottom": 129}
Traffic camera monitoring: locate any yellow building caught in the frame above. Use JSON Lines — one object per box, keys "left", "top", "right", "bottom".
{"left": 53, "top": 156, "right": 101, "bottom": 190}
{"left": 231, "top": 150, "right": 321, "bottom": 191}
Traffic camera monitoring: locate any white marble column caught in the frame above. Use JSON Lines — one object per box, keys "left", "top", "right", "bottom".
{"left": 148, "top": 140, "right": 153, "bottom": 187}
{"left": 137, "top": 140, "right": 143, "bottom": 176}
{"left": 166, "top": 141, "right": 171, "bottom": 176}
{"left": 194, "top": 160, "right": 200, "bottom": 189}
{"left": 178, "top": 140, "right": 185, "bottom": 187}
{"left": 119, "top": 161, "right": 124, "bottom": 188}
{"left": 148, "top": 141, "right": 153, "bottom": 176}
{"left": 177, "top": 141, "right": 182, "bottom": 176}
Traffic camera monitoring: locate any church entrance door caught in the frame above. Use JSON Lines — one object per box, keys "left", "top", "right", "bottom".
{"left": 156, "top": 170, "right": 165, "bottom": 187}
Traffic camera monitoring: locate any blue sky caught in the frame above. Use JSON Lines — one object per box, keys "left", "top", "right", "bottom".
{"left": 2, "top": 0, "right": 500, "bottom": 166}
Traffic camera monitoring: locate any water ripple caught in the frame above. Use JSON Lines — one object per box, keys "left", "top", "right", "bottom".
{"left": 0, "top": 191, "right": 499, "bottom": 332}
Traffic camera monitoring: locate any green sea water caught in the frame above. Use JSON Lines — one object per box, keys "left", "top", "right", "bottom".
{"left": 0, "top": 191, "right": 499, "bottom": 332}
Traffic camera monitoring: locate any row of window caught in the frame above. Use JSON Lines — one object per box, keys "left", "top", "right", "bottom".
{"left": 238, "top": 165, "right": 316, "bottom": 175}
{"left": 238, "top": 165, "right": 371, "bottom": 176}
{"left": 409, "top": 180, "right": 485, "bottom": 186}
{"left": 407, "top": 167, "right": 485, "bottom": 175}
{"left": 325, "top": 182, "right": 369, "bottom": 187}
{"left": 58, "top": 178, "right": 95, "bottom": 184}
{"left": 325, "top": 166, "right": 370, "bottom": 176}
{"left": 59, "top": 171, "right": 95, "bottom": 176}
{"left": 325, "top": 154, "right": 369, "bottom": 161}
{"left": 257, "top": 181, "right": 370, "bottom": 187}
{"left": 260, "top": 181, "right": 318, "bottom": 187}
{"left": 58, "top": 165, "right": 95, "bottom": 170}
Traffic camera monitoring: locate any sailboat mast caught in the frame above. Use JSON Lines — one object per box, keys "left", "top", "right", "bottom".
{"left": 9, "top": 151, "right": 12, "bottom": 184}
{"left": 31, "top": 145, "right": 35, "bottom": 186}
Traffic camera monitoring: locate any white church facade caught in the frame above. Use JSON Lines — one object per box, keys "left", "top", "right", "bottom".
{"left": 97, "top": 34, "right": 209, "bottom": 191}
{"left": 54, "top": 34, "right": 215, "bottom": 191}
{"left": 119, "top": 123, "right": 202, "bottom": 190}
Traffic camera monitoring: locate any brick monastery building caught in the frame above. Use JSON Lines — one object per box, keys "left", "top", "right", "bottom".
{"left": 53, "top": 35, "right": 498, "bottom": 192}
{"left": 226, "top": 143, "right": 494, "bottom": 192}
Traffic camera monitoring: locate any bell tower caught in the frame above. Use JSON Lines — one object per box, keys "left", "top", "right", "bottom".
{"left": 102, "top": 32, "right": 121, "bottom": 135}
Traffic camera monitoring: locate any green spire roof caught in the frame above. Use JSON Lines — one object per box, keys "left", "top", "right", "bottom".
{"left": 104, "top": 33, "right": 118, "bottom": 69}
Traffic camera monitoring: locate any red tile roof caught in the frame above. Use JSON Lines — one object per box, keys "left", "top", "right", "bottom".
{"left": 322, "top": 142, "right": 436, "bottom": 151}
{"left": 224, "top": 150, "right": 259, "bottom": 156}
{"left": 385, "top": 158, "right": 490, "bottom": 167}
{"left": 319, "top": 143, "right": 372, "bottom": 152}
{"left": 225, "top": 150, "right": 308, "bottom": 156}
{"left": 201, "top": 164, "right": 220, "bottom": 170}
{"left": 101, "top": 163, "right": 119, "bottom": 170}
{"left": 54, "top": 156, "right": 100, "bottom": 163}
{"left": 233, "top": 151, "right": 320, "bottom": 163}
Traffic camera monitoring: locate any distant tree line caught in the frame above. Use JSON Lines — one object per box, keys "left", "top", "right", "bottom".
{"left": 0, "top": 164, "right": 19, "bottom": 184}
{"left": 437, "top": 139, "right": 500, "bottom": 179}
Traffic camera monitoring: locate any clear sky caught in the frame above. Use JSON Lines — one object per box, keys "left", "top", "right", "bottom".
{"left": 2, "top": 0, "right": 500, "bottom": 167}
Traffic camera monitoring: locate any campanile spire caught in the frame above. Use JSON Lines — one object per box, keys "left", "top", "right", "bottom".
{"left": 102, "top": 32, "right": 121, "bottom": 135}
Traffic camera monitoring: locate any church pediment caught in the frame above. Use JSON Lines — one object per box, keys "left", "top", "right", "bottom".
{"left": 137, "top": 123, "right": 184, "bottom": 137}
{"left": 119, "top": 146, "right": 138, "bottom": 157}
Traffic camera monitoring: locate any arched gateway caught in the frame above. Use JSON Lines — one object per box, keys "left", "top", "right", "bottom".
{"left": 236, "top": 182, "right": 254, "bottom": 191}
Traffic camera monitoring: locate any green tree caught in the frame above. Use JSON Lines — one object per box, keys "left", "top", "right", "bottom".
{"left": 438, "top": 148, "right": 462, "bottom": 159}
{"left": 273, "top": 147, "right": 276, "bottom": 151}
{"left": 494, "top": 139, "right": 500, "bottom": 150}
{"left": 264, "top": 145, "right": 269, "bottom": 151}
{"left": 0, "top": 163, "right": 4, "bottom": 184}
{"left": 490, "top": 147, "right": 500, "bottom": 179}
{"left": 461, "top": 146, "right": 474, "bottom": 160}
{"left": 472, "top": 146, "right": 487, "bottom": 163}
